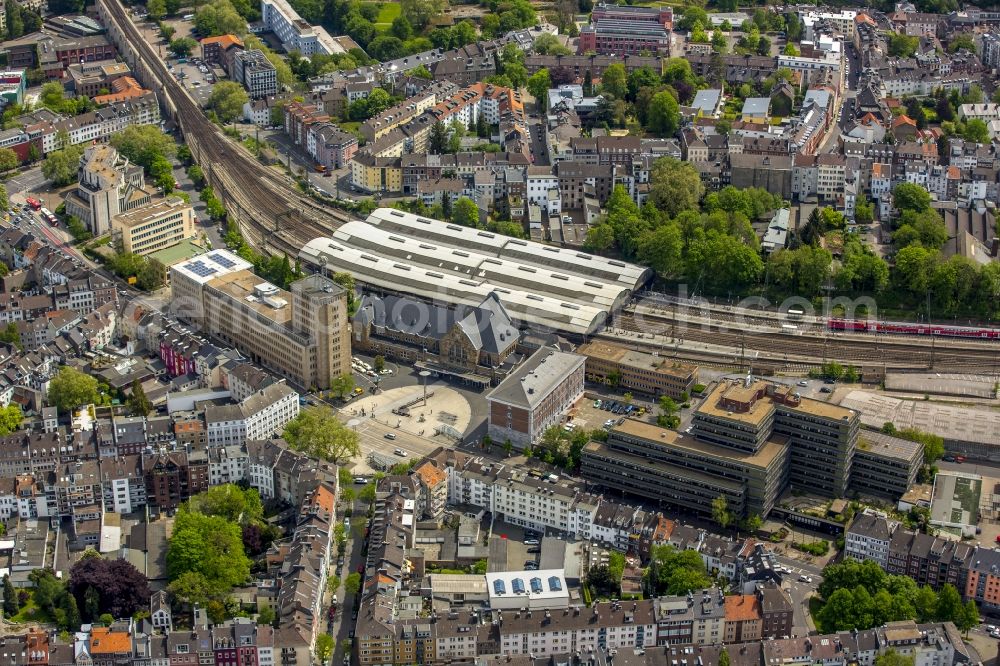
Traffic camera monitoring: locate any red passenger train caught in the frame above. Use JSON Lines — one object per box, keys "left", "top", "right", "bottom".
{"left": 827, "top": 318, "right": 1000, "bottom": 340}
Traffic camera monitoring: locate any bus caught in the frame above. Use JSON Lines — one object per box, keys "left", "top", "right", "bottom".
{"left": 40, "top": 208, "right": 57, "bottom": 225}
{"left": 25, "top": 197, "right": 41, "bottom": 211}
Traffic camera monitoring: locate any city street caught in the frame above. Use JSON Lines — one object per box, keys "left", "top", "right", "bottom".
{"left": 774, "top": 554, "right": 824, "bottom": 637}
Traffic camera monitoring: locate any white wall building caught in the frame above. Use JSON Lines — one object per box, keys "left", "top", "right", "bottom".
{"left": 260, "top": 0, "right": 344, "bottom": 55}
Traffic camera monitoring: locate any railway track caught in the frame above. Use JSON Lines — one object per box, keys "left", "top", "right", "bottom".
{"left": 613, "top": 311, "right": 1000, "bottom": 373}
{"left": 97, "top": 0, "right": 350, "bottom": 257}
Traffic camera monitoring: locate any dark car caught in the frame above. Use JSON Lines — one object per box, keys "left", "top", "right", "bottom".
{"left": 820, "top": 387, "right": 833, "bottom": 393}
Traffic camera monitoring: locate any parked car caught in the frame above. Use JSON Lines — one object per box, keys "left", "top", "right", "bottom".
{"left": 524, "top": 539, "right": 539, "bottom": 546}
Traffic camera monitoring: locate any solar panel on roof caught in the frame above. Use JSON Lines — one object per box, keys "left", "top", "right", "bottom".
{"left": 186, "top": 261, "right": 217, "bottom": 278}
{"left": 530, "top": 578, "right": 543, "bottom": 593}
{"left": 493, "top": 580, "right": 505, "bottom": 595}
{"left": 210, "top": 253, "right": 236, "bottom": 268}
{"left": 512, "top": 578, "right": 525, "bottom": 594}
{"left": 548, "top": 577, "right": 562, "bottom": 591}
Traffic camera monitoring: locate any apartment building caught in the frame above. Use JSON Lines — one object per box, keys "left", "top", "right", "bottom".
{"left": 111, "top": 196, "right": 195, "bottom": 256}
{"left": 964, "top": 547, "right": 1000, "bottom": 612}
{"left": 233, "top": 49, "right": 279, "bottom": 99}
{"left": 261, "top": 0, "right": 342, "bottom": 56}
{"left": 845, "top": 510, "right": 900, "bottom": 569}
{"left": 39, "top": 94, "right": 160, "bottom": 154}
{"left": 724, "top": 594, "right": 762, "bottom": 643}
{"left": 887, "top": 528, "right": 973, "bottom": 590}
{"left": 577, "top": 341, "right": 698, "bottom": 399}
{"left": 171, "top": 252, "right": 351, "bottom": 390}
{"left": 205, "top": 383, "right": 299, "bottom": 447}
{"left": 486, "top": 348, "right": 585, "bottom": 449}
{"left": 200, "top": 34, "right": 244, "bottom": 73}
{"left": 653, "top": 590, "right": 726, "bottom": 646}
{"left": 499, "top": 600, "right": 657, "bottom": 657}
{"left": 65, "top": 144, "right": 153, "bottom": 236}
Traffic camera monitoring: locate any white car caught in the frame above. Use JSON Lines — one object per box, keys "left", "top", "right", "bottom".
{"left": 380, "top": 369, "right": 392, "bottom": 375}
{"left": 798, "top": 575, "right": 812, "bottom": 583}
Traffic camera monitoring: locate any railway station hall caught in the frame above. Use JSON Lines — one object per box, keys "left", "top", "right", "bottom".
{"left": 300, "top": 208, "right": 652, "bottom": 336}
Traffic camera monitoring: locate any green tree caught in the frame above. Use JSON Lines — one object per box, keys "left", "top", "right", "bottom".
{"left": 533, "top": 33, "right": 572, "bottom": 56}
{"left": 316, "top": 634, "right": 334, "bottom": 662}
{"left": 194, "top": 0, "right": 248, "bottom": 37}
{"left": 207, "top": 81, "right": 249, "bottom": 124}
{"left": 527, "top": 69, "right": 552, "bottom": 110}
{"left": 645, "top": 545, "right": 712, "bottom": 596}
{"left": 711, "top": 495, "right": 732, "bottom": 530}
{"left": 167, "top": 571, "right": 213, "bottom": 607}
{"left": 147, "top": 0, "right": 166, "bottom": 19}
{"left": 126, "top": 379, "right": 152, "bottom": 417}
{"left": 329, "top": 372, "right": 355, "bottom": 399}
{"left": 0, "top": 148, "right": 18, "bottom": 173}
{"left": 111, "top": 125, "right": 176, "bottom": 171}
{"left": 3, "top": 575, "right": 18, "bottom": 616}
{"left": 719, "top": 649, "right": 731, "bottom": 666}
{"left": 399, "top": 0, "right": 446, "bottom": 29}
{"left": 888, "top": 33, "right": 919, "bottom": 57}
{"left": 450, "top": 196, "right": 479, "bottom": 228}
{"left": 893, "top": 183, "right": 932, "bottom": 213}
{"left": 584, "top": 223, "right": 615, "bottom": 253}
{"left": 677, "top": 6, "right": 708, "bottom": 30}
{"left": 137, "top": 257, "right": 167, "bottom": 291}
{"left": 167, "top": 511, "right": 250, "bottom": 594}
{"left": 0, "top": 322, "right": 21, "bottom": 351}
{"left": 638, "top": 221, "right": 683, "bottom": 278}
{"left": 647, "top": 90, "right": 680, "bottom": 137}
{"left": 169, "top": 36, "right": 198, "bottom": 57}
{"left": 854, "top": 194, "right": 874, "bottom": 225}
{"left": 188, "top": 484, "right": 263, "bottom": 526}
{"left": 875, "top": 650, "right": 915, "bottom": 666}
{"left": 345, "top": 572, "right": 362, "bottom": 596}
{"left": 257, "top": 605, "right": 275, "bottom": 626}
{"left": 48, "top": 366, "right": 99, "bottom": 414}
{"left": 283, "top": 406, "right": 361, "bottom": 464}
{"left": 42, "top": 145, "right": 84, "bottom": 186}
{"left": 601, "top": 63, "right": 627, "bottom": 100}
{"left": 649, "top": 157, "right": 704, "bottom": 217}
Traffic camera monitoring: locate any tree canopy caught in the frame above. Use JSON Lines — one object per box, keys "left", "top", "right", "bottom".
{"left": 644, "top": 545, "right": 712, "bottom": 596}
{"left": 47, "top": 366, "right": 100, "bottom": 414}
{"left": 283, "top": 405, "right": 360, "bottom": 464}
{"left": 166, "top": 509, "right": 250, "bottom": 596}
{"left": 68, "top": 555, "right": 150, "bottom": 622}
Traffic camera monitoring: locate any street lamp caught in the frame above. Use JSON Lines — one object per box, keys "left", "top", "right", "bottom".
{"left": 419, "top": 370, "right": 431, "bottom": 406}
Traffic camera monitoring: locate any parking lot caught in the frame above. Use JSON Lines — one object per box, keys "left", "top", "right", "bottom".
{"left": 168, "top": 57, "right": 217, "bottom": 106}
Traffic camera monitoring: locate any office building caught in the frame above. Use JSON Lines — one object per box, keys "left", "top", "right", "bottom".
{"left": 578, "top": 3, "right": 672, "bottom": 55}
{"left": 485, "top": 348, "right": 585, "bottom": 449}
{"left": 171, "top": 251, "right": 351, "bottom": 391}
{"left": 694, "top": 379, "right": 858, "bottom": 497}
{"left": 111, "top": 196, "right": 196, "bottom": 256}
{"left": 850, "top": 431, "right": 923, "bottom": 499}
{"left": 200, "top": 34, "right": 244, "bottom": 73}
{"left": 233, "top": 49, "right": 279, "bottom": 99}
{"left": 65, "top": 144, "right": 153, "bottom": 236}
{"left": 577, "top": 341, "right": 698, "bottom": 399}
{"left": 581, "top": 419, "right": 789, "bottom": 518}
{"left": 260, "top": 0, "right": 343, "bottom": 55}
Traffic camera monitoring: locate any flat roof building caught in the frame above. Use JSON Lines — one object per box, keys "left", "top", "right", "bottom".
{"left": 486, "top": 348, "right": 585, "bottom": 449}
{"left": 581, "top": 419, "right": 789, "bottom": 518}
{"left": 233, "top": 49, "right": 278, "bottom": 99}
{"left": 111, "top": 196, "right": 195, "bottom": 256}
{"left": 486, "top": 570, "right": 569, "bottom": 609}
{"left": 850, "top": 431, "right": 923, "bottom": 499}
{"left": 170, "top": 251, "right": 350, "bottom": 390}
{"left": 577, "top": 340, "right": 698, "bottom": 399}
{"left": 260, "top": 0, "right": 344, "bottom": 55}
{"left": 298, "top": 208, "right": 650, "bottom": 336}
{"left": 583, "top": 377, "right": 860, "bottom": 518}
